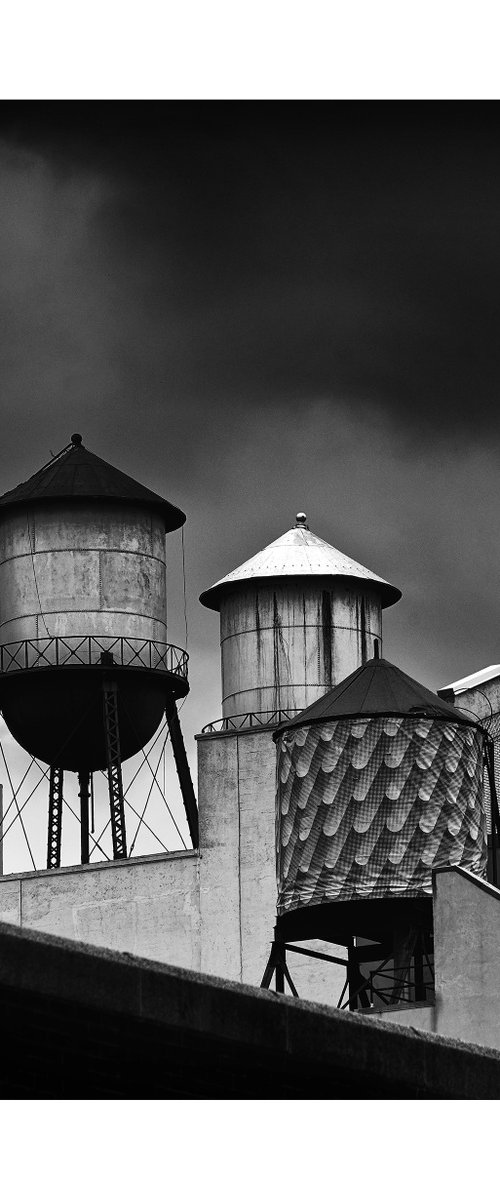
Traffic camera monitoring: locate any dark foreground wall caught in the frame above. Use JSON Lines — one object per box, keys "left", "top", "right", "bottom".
{"left": 0, "top": 920, "right": 498, "bottom": 1098}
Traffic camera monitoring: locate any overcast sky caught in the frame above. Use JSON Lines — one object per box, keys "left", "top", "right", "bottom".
{"left": 0, "top": 101, "right": 499, "bottom": 860}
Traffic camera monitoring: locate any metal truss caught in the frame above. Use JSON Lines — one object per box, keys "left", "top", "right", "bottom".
{"left": 261, "top": 926, "right": 435, "bottom": 1010}
{"left": 47, "top": 767, "right": 64, "bottom": 869}
{"left": 103, "top": 679, "right": 127, "bottom": 859}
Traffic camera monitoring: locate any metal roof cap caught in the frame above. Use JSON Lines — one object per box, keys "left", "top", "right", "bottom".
{"left": 0, "top": 435, "right": 185, "bottom": 532}
{"left": 273, "top": 656, "right": 479, "bottom": 739}
{"left": 200, "top": 515, "right": 401, "bottom": 611}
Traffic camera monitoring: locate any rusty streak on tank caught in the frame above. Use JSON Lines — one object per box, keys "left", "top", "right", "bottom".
{"left": 321, "top": 590, "right": 333, "bottom": 689}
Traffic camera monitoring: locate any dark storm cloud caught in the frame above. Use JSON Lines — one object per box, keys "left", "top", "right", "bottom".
{"left": 0, "top": 100, "right": 499, "bottom": 736}
{"left": 1, "top": 102, "right": 499, "bottom": 449}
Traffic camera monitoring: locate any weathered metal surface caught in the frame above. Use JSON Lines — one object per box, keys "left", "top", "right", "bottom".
{"left": 219, "top": 582, "right": 382, "bottom": 718}
{"left": 0, "top": 501, "right": 168, "bottom": 644}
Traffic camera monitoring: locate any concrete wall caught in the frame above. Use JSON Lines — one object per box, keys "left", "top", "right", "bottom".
{"left": 0, "top": 851, "right": 200, "bottom": 970}
{"left": 369, "top": 867, "right": 500, "bottom": 1052}
{"left": 197, "top": 726, "right": 346, "bottom": 1003}
{"left": 454, "top": 676, "right": 500, "bottom": 724}
{"left": 453, "top": 677, "right": 500, "bottom": 834}
{"left": 0, "top": 728, "right": 345, "bottom": 1004}
{"left": 432, "top": 866, "right": 500, "bottom": 1049}
{"left": 3, "top": 918, "right": 500, "bottom": 1098}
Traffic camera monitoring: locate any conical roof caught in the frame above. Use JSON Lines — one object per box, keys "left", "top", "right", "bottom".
{"left": 0, "top": 434, "right": 185, "bottom": 531}
{"left": 200, "top": 514, "right": 401, "bottom": 611}
{"left": 274, "top": 656, "right": 478, "bottom": 738}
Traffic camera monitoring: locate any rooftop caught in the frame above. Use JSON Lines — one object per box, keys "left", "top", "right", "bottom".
{"left": 439, "top": 665, "right": 500, "bottom": 696}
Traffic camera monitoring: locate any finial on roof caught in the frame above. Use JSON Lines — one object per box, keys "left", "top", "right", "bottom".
{"left": 295, "top": 512, "right": 309, "bottom": 528}
{"left": 71, "top": 433, "right": 83, "bottom": 447}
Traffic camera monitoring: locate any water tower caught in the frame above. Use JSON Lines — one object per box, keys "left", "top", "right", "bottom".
{"left": 200, "top": 512, "right": 401, "bottom": 721}
{"left": 0, "top": 434, "right": 198, "bottom": 868}
{"left": 263, "top": 654, "right": 489, "bottom": 1008}
{"left": 196, "top": 514, "right": 402, "bottom": 989}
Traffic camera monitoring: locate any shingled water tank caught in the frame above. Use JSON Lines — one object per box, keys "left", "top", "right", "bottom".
{"left": 275, "top": 657, "right": 488, "bottom": 936}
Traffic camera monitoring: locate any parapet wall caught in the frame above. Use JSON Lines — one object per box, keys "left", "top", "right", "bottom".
{"left": 2, "top": 918, "right": 500, "bottom": 1098}
{"left": 369, "top": 866, "right": 500, "bottom": 1052}
{"left": 0, "top": 726, "right": 346, "bottom": 1006}
{"left": 0, "top": 851, "right": 201, "bottom": 970}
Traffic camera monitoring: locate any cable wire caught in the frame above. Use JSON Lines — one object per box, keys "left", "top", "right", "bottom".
{"left": 181, "top": 524, "right": 189, "bottom": 654}
{"left": 120, "top": 697, "right": 188, "bottom": 848}
{"left": 128, "top": 725, "right": 170, "bottom": 855}
{"left": 0, "top": 756, "right": 38, "bottom": 829}
{"left": 0, "top": 741, "right": 36, "bottom": 869}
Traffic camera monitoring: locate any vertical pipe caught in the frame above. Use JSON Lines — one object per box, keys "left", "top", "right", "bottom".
{"left": 414, "top": 933, "right": 424, "bottom": 1001}
{"left": 79, "top": 770, "right": 90, "bottom": 865}
{"left": 347, "top": 937, "right": 357, "bottom": 1010}
{"left": 275, "top": 933, "right": 285, "bottom": 994}
{"left": 0, "top": 783, "right": 4, "bottom": 876}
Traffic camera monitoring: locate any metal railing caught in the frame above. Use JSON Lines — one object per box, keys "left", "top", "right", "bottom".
{"left": 0, "top": 636, "right": 188, "bottom": 680}
{"left": 201, "top": 709, "right": 302, "bottom": 734}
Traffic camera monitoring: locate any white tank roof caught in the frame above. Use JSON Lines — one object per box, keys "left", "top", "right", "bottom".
{"left": 439, "top": 665, "right": 500, "bottom": 695}
{"left": 200, "top": 514, "right": 402, "bottom": 612}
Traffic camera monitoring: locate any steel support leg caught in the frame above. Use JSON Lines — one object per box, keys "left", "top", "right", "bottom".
{"left": 47, "top": 766, "right": 64, "bottom": 869}
{"left": 414, "top": 931, "right": 425, "bottom": 1001}
{"left": 78, "top": 769, "right": 90, "bottom": 865}
{"left": 103, "top": 679, "right": 127, "bottom": 859}
{"left": 275, "top": 946, "right": 285, "bottom": 994}
{"left": 165, "top": 696, "right": 199, "bottom": 848}
{"left": 260, "top": 928, "right": 299, "bottom": 996}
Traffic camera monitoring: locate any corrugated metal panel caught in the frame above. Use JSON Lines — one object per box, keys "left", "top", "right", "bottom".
{"left": 276, "top": 716, "right": 487, "bottom": 914}
{"left": 200, "top": 518, "right": 401, "bottom": 611}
